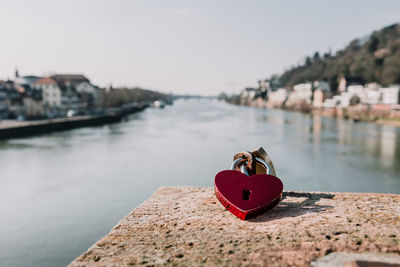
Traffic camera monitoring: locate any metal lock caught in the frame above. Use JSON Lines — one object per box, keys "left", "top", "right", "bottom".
{"left": 231, "top": 157, "right": 272, "bottom": 176}
{"left": 214, "top": 148, "right": 283, "bottom": 220}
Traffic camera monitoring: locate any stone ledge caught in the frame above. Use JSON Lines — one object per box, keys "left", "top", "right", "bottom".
{"left": 70, "top": 186, "right": 400, "bottom": 266}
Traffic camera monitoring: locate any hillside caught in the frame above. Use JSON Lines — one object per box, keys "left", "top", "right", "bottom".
{"left": 102, "top": 87, "right": 172, "bottom": 108}
{"left": 277, "top": 23, "right": 400, "bottom": 92}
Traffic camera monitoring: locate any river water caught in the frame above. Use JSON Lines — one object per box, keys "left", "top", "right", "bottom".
{"left": 0, "top": 99, "right": 399, "bottom": 266}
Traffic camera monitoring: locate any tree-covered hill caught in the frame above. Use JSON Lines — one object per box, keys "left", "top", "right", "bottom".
{"left": 278, "top": 23, "right": 400, "bottom": 92}
{"left": 102, "top": 87, "right": 172, "bottom": 107}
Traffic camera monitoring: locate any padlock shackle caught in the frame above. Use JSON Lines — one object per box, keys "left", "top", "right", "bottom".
{"left": 240, "top": 163, "right": 249, "bottom": 176}
{"left": 231, "top": 157, "right": 271, "bottom": 175}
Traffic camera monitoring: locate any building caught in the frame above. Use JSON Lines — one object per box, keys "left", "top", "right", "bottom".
{"left": 313, "top": 81, "right": 331, "bottom": 92}
{"left": 344, "top": 84, "right": 369, "bottom": 105}
{"left": 14, "top": 69, "right": 41, "bottom": 86}
{"left": 257, "top": 80, "right": 268, "bottom": 99}
{"left": 266, "top": 78, "right": 281, "bottom": 91}
{"left": 241, "top": 88, "right": 257, "bottom": 100}
{"left": 75, "top": 81, "right": 97, "bottom": 94}
{"left": 76, "top": 82, "right": 103, "bottom": 109}
{"left": 7, "top": 83, "right": 25, "bottom": 119}
{"left": 366, "top": 83, "right": 381, "bottom": 104}
{"left": 51, "top": 74, "right": 90, "bottom": 87}
{"left": 322, "top": 82, "right": 400, "bottom": 109}
{"left": 313, "top": 89, "right": 332, "bottom": 108}
{"left": 365, "top": 82, "right": 381, "bottom": 91}
{"left": 322, "top": 92, "right": 353, "bottom": 109}
{"left": 347, "top": 84, "right": 364, "bottom": 95}
{"left": 380, "top": 86, "right": 400, "bottom": 105}
{"left": 14, "top": 75, "right": 41, "bottom": 86}
{"left": 268, "top": 88, "right": 289, "bottom": 107}
{"left": 23, "top": 96, "right": 44, "bottom": 119}
{"left": 51, "top": 74, "right": 89, "bottom": 112}
{"left": 365, "top": 90, "right": 381, "bottom": 105}
{"left": 0, "top": 81, "right": 9, "bottom": 118}
{"left": 292, "top": 82, "right": 313, "bottom": 103}
{"left": 338, "top": 75, "right": 347, "bottom": 93}
{"left": 33, "top": 77, "right": 62, "bottom": 108}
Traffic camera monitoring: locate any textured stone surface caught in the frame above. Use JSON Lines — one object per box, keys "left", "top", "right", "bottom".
{"left": 313, "top": 252, "right": 400, "bottom": 266}
{"left": 70, "top": 186, "right": 400, "bottom": 266}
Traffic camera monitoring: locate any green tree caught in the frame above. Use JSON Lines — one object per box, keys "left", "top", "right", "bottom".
{"left": 313, "top": 52, "right": 320, "bottom": 62}
{"left": 368, "top": 35, "right": 379, "bottom": 53}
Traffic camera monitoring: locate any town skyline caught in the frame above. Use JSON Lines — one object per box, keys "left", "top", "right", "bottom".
{"left": 1, "top": 0, "right": 400, "bottom": 95}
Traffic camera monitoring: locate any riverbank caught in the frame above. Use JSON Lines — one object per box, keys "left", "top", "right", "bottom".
{"left": 0, "top": 104, "right": 148, "bottom": 140}
{"left": 70, "top": 186, "right": 400, "bottom": 266}
{"left": 228, "top": 98, "right": 400, "bottom": 128}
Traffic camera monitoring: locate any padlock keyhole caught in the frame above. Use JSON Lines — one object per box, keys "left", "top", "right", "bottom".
{"left": 242, "top": 189, "right": 251, "bottom": 200}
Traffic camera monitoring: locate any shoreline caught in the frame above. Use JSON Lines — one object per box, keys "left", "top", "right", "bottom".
{"left": 0, "top": 104, "right": 148, "bottom": 140}
{"left": 228, "top": 101, "right": 400, "bottom": 128}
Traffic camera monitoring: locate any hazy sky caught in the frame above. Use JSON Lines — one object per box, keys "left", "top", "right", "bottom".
{"left": 1, "top": 0, "right": 399, "bottom": 95}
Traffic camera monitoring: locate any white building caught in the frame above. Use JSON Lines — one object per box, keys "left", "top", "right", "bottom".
{"left": 365, "top": 90, "right": 381, "bottom": 105}
{"left": 33, "top": 77, "right": 62, "bottom": 107}
{"left": 323, "top": 92, "right": 353, "bottom": 108}
{"left": 322, "top": 98, "right": 338, "bottom": 109}
{"left": 241, "top": 88, "right": 256, "bottom": 99}
{"left": 347, "top": 84, "right": 375, "bottom": 105}
{"left": 323, "top": 82, "right": 400, "bottom": 108}
{"left": 76, "top": 82, "right": 96, "bottom": 94}
{"left": 363, "top": 83, "right": 382, "bottom": 105}
{"left": 365, "top": 82, "right": 381, "bottom": 91}
{"left": 347, "top": 85, "right": 364, "bottom": 95}
{"left": 293, "top": 82, "right": 313, "bottom": 103}
{"left": 380, "top": 86, "right": 400, "bottom": 105}
{"left": 14, "top": 76, "right": 40, "bottom": 86}
{"left": 268, "top": 88, "right": 289, "bottom": 103}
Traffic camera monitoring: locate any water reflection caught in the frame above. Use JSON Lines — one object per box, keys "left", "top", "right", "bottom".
{"left": 380, "top": 125, "right": 397, "bottom": 168}
{"left": 260, "top": 110, "right": 400, "bottom": 171}
{"left": 312, "top": 115, "right": 322, "bottom": 144}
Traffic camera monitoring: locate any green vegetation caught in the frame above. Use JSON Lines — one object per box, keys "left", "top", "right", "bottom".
{"left": 277, "top": 23, "right": 400, "bottom": 92}
{"left": 103, "top": 87, "right": 171, "bottom": 108}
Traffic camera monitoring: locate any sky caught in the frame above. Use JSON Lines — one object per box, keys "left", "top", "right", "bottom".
{"left": 0, "top": 0, "right": 399, "bottom": 95}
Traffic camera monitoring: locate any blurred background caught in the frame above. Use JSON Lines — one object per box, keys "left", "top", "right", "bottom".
{"left": 0, "top": 1, "right": 399, "bottom": 266}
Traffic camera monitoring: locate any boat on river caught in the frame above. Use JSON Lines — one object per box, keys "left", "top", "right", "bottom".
{"left": 153, "top": 100, "right": 165, "bottom": 109}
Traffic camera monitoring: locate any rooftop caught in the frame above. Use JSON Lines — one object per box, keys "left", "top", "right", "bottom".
{"left": 51, "top": 74, "right": 89, "bottom": 83}
{"left": 34, "top": 77, "right": 57, "bottom": 85}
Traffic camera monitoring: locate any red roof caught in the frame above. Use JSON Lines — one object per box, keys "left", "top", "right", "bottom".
{"left": 34, "top": 77, "right": 57, "bottom": 85}
{"left": 51, "top": 74, "right": 89, "bottom": 83}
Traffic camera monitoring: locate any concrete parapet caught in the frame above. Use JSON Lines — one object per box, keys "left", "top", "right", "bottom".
{"left": 70, "top": 186, "right": 400, "bottom": 266}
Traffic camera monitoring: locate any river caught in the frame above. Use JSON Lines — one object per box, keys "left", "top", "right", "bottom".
{"left": 1, "top": 99, "right": 399, "bottom": 266}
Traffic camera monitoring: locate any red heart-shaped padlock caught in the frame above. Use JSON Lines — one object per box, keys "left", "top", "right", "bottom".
{"left": 215, "top": 170, "right": 283, "bottom": 220}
